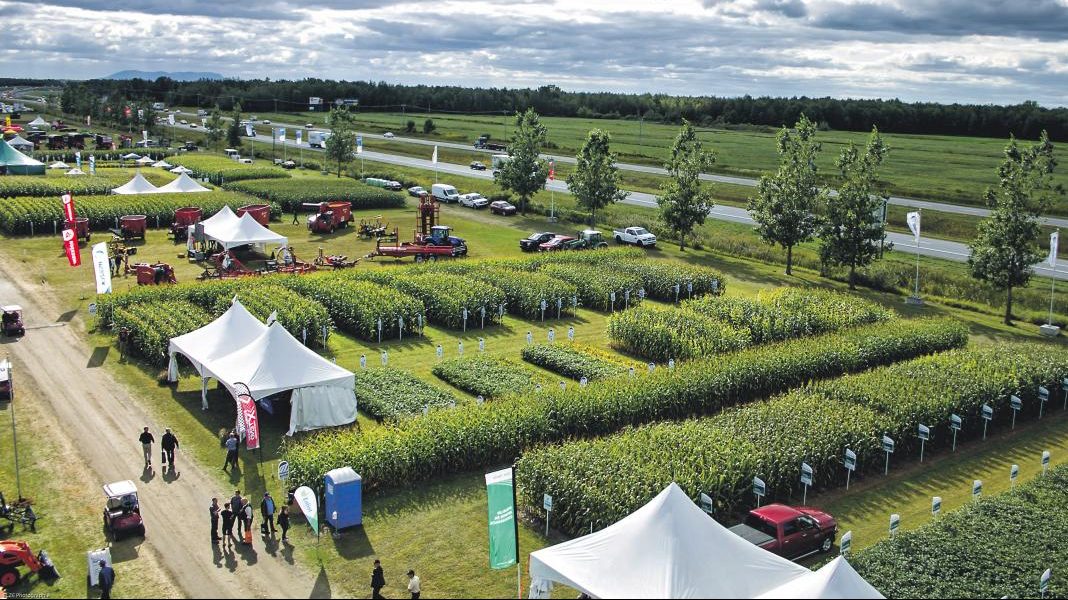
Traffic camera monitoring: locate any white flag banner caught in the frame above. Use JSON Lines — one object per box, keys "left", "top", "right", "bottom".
{"left": 91, "top": 242, "right": 112, "bottom": 294}
{"left": 142, "top": 130, "right": 148, "bottom": 141}
{"left": 89, "top": 155, "right": 96, "bottom": 175}
{"left": 906, "top": 211, "right": 921, "bottom": 243}
{"left": 168, "top": 113, "right": 175, "bottom": 126}
{"left": 356, "top": 135, "right": 363, "bottom": 155}
{"left": 432, "top": 145, "right": 438, "bottom": 164}
{"left": 279, "top": 128, "right": 286, "bottom": 143}
{"left": 245, "top": 123, "right": 253, "bottom": 137}
{"left": 296, "top": 130, "right": 302, "bottom": 146}
{"left": 201, "top": 117, "right": 207, "bottom": 127}
{"left": 1049, "top": 231, "right": 1059, "bottom": 268}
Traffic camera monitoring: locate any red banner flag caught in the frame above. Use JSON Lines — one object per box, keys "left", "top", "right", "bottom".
{"left": 62, "top": 228, "right": 81, "bottom": 267}
{"left": 237, "top": 391, "right": 261, "bottom": 450}
{"left": 124, "top": 106, "right": 131, "bottom": 118}
{"left": 61, "top": 193, "right": 76, "bottom": 222}
{"left": 549, "top": 160, "right": 555, "bottom": 181}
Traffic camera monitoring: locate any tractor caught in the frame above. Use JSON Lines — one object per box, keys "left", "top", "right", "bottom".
{"left": 0, "top": 540, "right": 60, "bottom": 588}
{"left": 368, "top": 195, "right": 467, "bottom": 262}
{"left": 563, "top": 229, "right": 609, "bottom": 251}
{"left": 102, "top": 480, "right": 144, "bottom": 540}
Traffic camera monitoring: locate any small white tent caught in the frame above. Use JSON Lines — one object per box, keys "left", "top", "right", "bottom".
{"left": 6, "top": 135, "right": 34, "bottom": 152}
{"left": 27, "top": 116, "right": 48, "bottom": 128}
{"left": 755, "top": 557, "right": 884, "bottom": 599}
{"left": 121, "top": 152, "right": 141, "bottom": 160}
{"left": 65, "top": 168, "right": 86, "bottom": 176}
{"left": 529, "top": 483, "right": 810, "bottom": 599}
{"left": 156, "top": 172, "right": 210, "bottom": 194}
{"left": 169, "top": 165, "right": 193, "bottom": 174}
{"left": 203, "top": 211, "right": 287, "bottom": 250}
{"left": 136, "top": 156, "right": 155, "bottom": 165}
{"left": 112, "top": 172, "right": 161, "bottom": 195}
{"left": 152, "top": 160, "right": 173, "bottom": 169}
{"left": 204, "top": 322, "right": 357, "bottom": 434}
{"left": 48, "top": 161, "right": 70, "bottom": 170}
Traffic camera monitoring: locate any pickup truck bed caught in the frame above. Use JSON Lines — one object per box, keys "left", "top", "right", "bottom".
{"left": 728, "top": 524, "right": 775, "bottom": 547}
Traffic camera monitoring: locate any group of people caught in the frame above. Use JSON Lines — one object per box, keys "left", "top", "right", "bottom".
{"left": 372, "top": 559, "right": 422, "bottom": 599}
{"left": 209, "top": 489, "right": 290, "bottom": 547}
{"left": 137, "top": 426, "right": 180, "bottom": 473}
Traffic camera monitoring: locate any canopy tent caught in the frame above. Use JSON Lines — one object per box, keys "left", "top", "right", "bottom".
{"left": 156, "top": 172, "right": 210, "bottom": 194}
{"left": 152, "top": 160, "right": 173, "bottom": 169}
{"left": 27, "top": 116, "right": 48, "bottom": 128}
{"left": 169, "top": 165, "right": 193, "bottom": 174}
{"left": 203, "top": 322, "right": 357, "bottom": 434}
{"left": 65, "top": 168, "right": 86, "bottom": 176}
{"left": 111, "top": 172, "right": 161, "bottom": 195}
{"left": 6, "top": 135, "right": 34, "bottom": 152}
{"left": 0, "top": 139, "right": 45, "bottom": 175}
{"left": 121, "top": 152, "right": 141, "bottom": 160}
{"left": 167, "top": 298, "right": 271, "bottom": 407}
{"left": 48, "top": 161, "right": 70, "bottom": 170}
{"left": 529, "top": 483, "right": 811, "bottom": 599}
{"left": 755, "top": 557, "right": 884, "bottom": 599}
{"left": 136, "top": 156, "right": 155, "bottom": 165}
{"left": 203, "top": 210, "right": 287, "bottom": 251}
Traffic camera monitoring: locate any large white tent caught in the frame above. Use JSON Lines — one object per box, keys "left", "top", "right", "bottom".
{"left": 6, "top": 135, "right": 34, "bottom": 152}
{"left": 156, "top": 172, "right": 210, "bottom": 194}
{"left": 755, "top": 557, "right": 884, "bottom": 599}
{"left": 111, "top": 172, "right": 161, "bottom": 195}
{"left": 167, "top": 298, "right": 270, "bottom": 407}
{"left": 204, "top": 322, "right": 357, "bottom": 434}
{"left": 202, "top": 210, "right": 287, "bottom": 250}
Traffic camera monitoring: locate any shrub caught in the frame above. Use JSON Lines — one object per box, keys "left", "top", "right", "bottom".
{"left": 609, "top": 260, "right": 726, "bottom": 301}
{"left": 433, "top": 356, "right": 543, "bottom": 398}
{"left": 111, "top": 300, "right": 212, "bottom": 365}
{"left": 277, "top": 275, "right": 424, "bottom": 341}
{"left": 358, "top": 272, "right": 506, "bottom": 330}
{"left": 521, "top": 343, "right": 632, "bottom": 381}
{"left": 215, "top": 284, "right": 332, "bottom": 346}
{"left": 222, "top": 178, "right": 405, "bottom": 212}
{"left": 540, "top": 263, "right": 644, "bottom": 312}
{"left": 356, "top": 368, "right": 457, "bottom": 420}
{"left": 607, "top": 305, "right": 751, "bottom": 361}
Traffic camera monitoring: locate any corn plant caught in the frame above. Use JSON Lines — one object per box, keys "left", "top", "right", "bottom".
{"left": 111, "top": 300, "right": 212, "bottom": 365}
{"left": 223, "top": 178, "right": 405, "bottom": 211}
{"left": 356, "top": 368, "right": 458, "bottom": 420}
{"left": 521, "top": 343, "right": 634, "bottom": 381}
{"left": 432, "top": 355, "right": 544, "bottom": 398}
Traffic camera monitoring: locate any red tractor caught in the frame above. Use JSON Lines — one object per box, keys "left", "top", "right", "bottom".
{"left": 171, "top": 207, "right": 202, "bottom": 241}
{"left": 0, "top": 540, "right": 60, "bottom": 588}
{"left": 133, "top": 263, "right": 177, "bottom": 286}
{"left": 305, "top": 201, "right": 353, "bottom": 234}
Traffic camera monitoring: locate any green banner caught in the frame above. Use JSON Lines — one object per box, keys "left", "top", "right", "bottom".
{"left": 486, "top": 468, "right": 518, "bottom": 570}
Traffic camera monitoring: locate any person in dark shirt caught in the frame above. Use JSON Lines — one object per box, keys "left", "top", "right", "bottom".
{"left": 98, "top": 560, "right": 115, "bottom": 599}
{"left": 371, "top": 559, "right": 386, "bottom": 599}
{"left": 209, "top": 498, "right": 221, "bottom": 543}
{"left": 277, "top": 506, "right": 290, "bottom": 542}
{"left": 161, "top": 428, "right": 179, "bottom": 470}
{"left": 230, "top": 491, "right": 244, "bottom": 537}
{"left": 138, "top": 427, "right": 154, "bottom": 469}
{"left": 220, "top": 502, "right": 236, "bottom": 548}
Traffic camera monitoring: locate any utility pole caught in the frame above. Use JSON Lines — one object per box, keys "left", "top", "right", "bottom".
{"left": 5, "top": 358, "right": 22, "bottom": 501}
{"left": 638, "top": 109, "right": 643, "bottom": 146}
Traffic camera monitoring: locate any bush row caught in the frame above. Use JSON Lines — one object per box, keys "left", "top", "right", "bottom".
{"left": 0, "top": 170, "right": 174, "bottom": 198}
{"left": 170, "top": 155, "right": 291, "bottom": 183}
{"left": 356, "top": 271, "right": 506, "bottom": 330}
{"left": 217, "top": 284, "right": 332, "bottom": 346}
{"left": 222, "top": 177, "right": 405, "bottom": 212}
{"left": 355, "top": 368, "right": 457, "bottom": 421}
{"left": 540, "top": 263, "right": 646, "bottom": 312}
{"left": 276, "top": 275, "right": 424, "bottom": 341}
{"left": 432, "top": 355, "right": 543, "bottom": 399}
{"left": 608, "top": 305, "right": 751, "bottom": 361}
{"left": 111, "top": 300, "right": 212, "bottom": 365}
{"left": 521, "top": 343, "right": 632, "bottom": 381}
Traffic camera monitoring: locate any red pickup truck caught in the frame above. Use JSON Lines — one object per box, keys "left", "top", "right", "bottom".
{"left": 728, "top": 504, "right": 837, "bottom": 560}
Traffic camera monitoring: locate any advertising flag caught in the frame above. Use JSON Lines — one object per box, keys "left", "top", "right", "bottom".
{"left": 201, "top": 118, "right": 207, "bottom": 127}
{"left": 549, "top": 159, "right": 555, "bottom": 181}
{"left": 124, "top": 106, "right": 131, "bottom": 118}
{"left": 91, "top": 242, "right": 112, "bottom": 294}
{"left": 485, "top": 468, "right": 518, "bottom": 570}
{"left": 296, "top": 129, "right": 302, "bottom": 146}
{"left": 432, "top": 145, "right": 438, "bottom": 164}
{"left": 61, "top": 193, "right": 76, "bottom": 222}
{"left": 168, "top": 113, "right": 175, "bottom": 126}
{"left": 906, "top": 211, "right": 921, "bottom": 242}
{"left": 294, "top": 486, "right": 319, "bottom": 535}
{"left": 89, "top": 155, "right": 96, "bottom": 175}
{"left": 1049, "top": 231, "right": 1059, "bottom": 268}
{"left": 62, "top": 228, "right": 81, "bottom": 267}
{"left": 236, "top": 389, "right": 261, "bottom": 450}
{"left": 86, "top": 115, "right": 91, "bottom": 127}
{"left": 245, "top": 123, "right": 253, "bottom": 137}
{"left": 356, "top": 135, "right": 363, "bottom": 154}
{"left": 279, "top": 128, "right": 286, "bottom": 143}
{"left": 75, "top": 151, "right": 82, "bottom": 169}
{"left": 137, "top": 108, "right": 144, "bottom": 120}
{"left": 142, "top": 130, "right": 148, "bottom": 142}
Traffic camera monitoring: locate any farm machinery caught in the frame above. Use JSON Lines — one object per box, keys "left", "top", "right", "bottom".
{"left": 0, "top": 540, "right": 59, "bottom": 589}
{"left": 313, "top": 247, "right": 358, "bottom": 270}
{"left": 198, "top": 246, "right": 316, "bottom": 279}
{"left": 0, "top": 492, "right": 37, "bottom": 532}
{"left": 562, "top": 229, "right": 610, "bottom": 251}
{"left": 367, "top": 195, "right": 467, "bottom": 262}
{"left": 305, "top": 201, "right": 353, "bottom": 234}
{"left": 112, "top": 215, "right": 147, "bottom": 241}
{"left": 358, "top": 216, "right": 390, "bottom": 239}
{"left": 171, "top": 207, "right": 202, "bottom": 242}
{"left": 133, "top": 263, "right": 177, "bottom": 285}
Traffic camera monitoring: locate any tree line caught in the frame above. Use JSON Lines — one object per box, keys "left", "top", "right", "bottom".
{"left": 41, "top": 77, "right": 1068, "bottom": 140}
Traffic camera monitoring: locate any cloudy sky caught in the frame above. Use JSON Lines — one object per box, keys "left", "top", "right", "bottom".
{"left": 2, "top": 0, "right": 1068, "bottom": 106}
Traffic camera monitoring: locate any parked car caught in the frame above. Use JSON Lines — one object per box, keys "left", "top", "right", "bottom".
{"left": 459, "top": 193, "right": 490, "bottom": 209}
{"left": 431, "top": 183, "right": 461, "bottom": 204}
{"left": 263, "top": 119, "right": 272, "bottom": 124}
{"left": 539, "top": 235, "right": 576, "bottom": 252}
{"left": 613, "top": 226, "right": 657, "bottom": 248}
{"left": 179, "top": 119, "right": 188, "bottom": 124}
{"left": 305, "top": 123, "right": 314, "bottom": 128}
{"left": 282, "top": 160, "right": 296, "bottom": 169}
{"left": 520, "top": 232, "right": 557, "bottom": 252}
{"left": 470, "top": 161, "right": 486, "bottom": 171}
{"left": 407, "top": 186, "right": 428, "bottom": 198}
{"left": 490, "top": 200, "right": 517, "bottom": 215}
{"left": 383, "top": 132, "right": 395, "bottom": 138}
{"left": 728, "top": 504, "right": 837, "bottom": 560}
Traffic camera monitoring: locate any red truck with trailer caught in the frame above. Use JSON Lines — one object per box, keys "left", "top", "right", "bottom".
{"left": 305, "top": 201, "right": 353, "bottom": 234}
{"left": 728, "top": 504, "right": 838, "bottom": 560}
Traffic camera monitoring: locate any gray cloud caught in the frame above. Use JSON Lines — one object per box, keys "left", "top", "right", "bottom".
{"left": 809, "top": 0, "right": 1068, "bottom": 40}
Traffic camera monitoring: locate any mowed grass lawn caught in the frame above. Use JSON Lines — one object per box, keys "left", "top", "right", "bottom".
{"left": 3, "top": 168, "right": 1068, "bottom": 597}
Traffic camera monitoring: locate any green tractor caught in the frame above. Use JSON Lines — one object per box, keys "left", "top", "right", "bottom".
{"left": 564, "top": 229, "right": 609, "bottom": 251}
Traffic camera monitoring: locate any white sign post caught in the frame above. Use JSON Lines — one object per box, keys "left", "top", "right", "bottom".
{"left": 839, "top": 530, "right": 852, "bottom": 556}
{"left": 1042, "top": 450, "right": 1051, "bottom": 475}
{"left": 278, "top": 460, "right": 289, "bottom": 481}
{"left": 359, "top": 354, "right": 367, "bottom": 370}
{"left": 918, "top": 424, "right": 930, "bottom": 462}
{"left": 932, "top": 496, "right": 941, "bottom": 516}
{"left": 752, "top": 477, "right": 766, "bottom": 508}
{"left": 972, "top": 479, "right": 982, "bottom": 501}
{"left": 800, "top": 462, "right": 813, "bottom": 505}
{"left": 543, "top": 494, "right": 553, "bottom": 536}
{"left": 698, "top": 493, "right": 714, "bottom": 515}
{"left": 1039, "top": 385, "right": 1050, "bottom": 419}
{"left": 950, "top": 413, "right": 962, "bottom": 451}
{"left": 567, "top": 326, "right": 575, "bottom": 342}
{"left": 882, "top": 435, "right": 895, "bottom": 475}
{"left": 982, "top": 403, "right": 994, "bottom": 440}
{"left": 889, "top": 513, "right": 900, "bottom": 538}
{"left": 1010, "top": 464, "right": 1020, "bottom": 490}
{"left": 844, "top": 449, "right": 857, "bottom": 489}
{"left": 1041, "top": 568, "right": 1052, "bottom": 598}
{"left": 1010, "top": 395, "right": 1022, "bottom": 429}
{"left": 479, "top": 337, "right": 485, "bottom": 353}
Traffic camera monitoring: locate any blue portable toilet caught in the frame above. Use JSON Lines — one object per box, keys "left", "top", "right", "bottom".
{"left": 324, "top": 467, "right": 362, "bottom": 529}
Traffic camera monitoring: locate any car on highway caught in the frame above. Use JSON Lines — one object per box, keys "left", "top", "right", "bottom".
{"left": 407, "top": 186, "right": 428, "bottom": 198}
{"left": 459, "top": 193, "right": 489, "bottom": 209}
{"left": 539, "top": 235, "right": 576, "bottom": 252}
{"left": 490, "top": 200, "right": 517, "bottom": 215}
{"left": 728, "top": 504, "right": 837, "bottom": 560}
{"left": 470, "top": 161, "right": 486, "bottom": 171}
{"left": 305, "top": 123, "right": 314, "bottom": 128}
{"left": 282, "top": 160, "right": 296, "bottom": 169}
{"left": 180, "top": 119, "right": 188, "bottom": 124}
{"left": 520, "top": 232, "right": 558, "bottom": 252}
{"left": 263, "top": 119, "right": 272, "bottom": 124}
{"left": 383, "top": 132, "right": 395, "bottom": 138}
{"left": 190, "top": 123, "right": 198, "bottom": 128}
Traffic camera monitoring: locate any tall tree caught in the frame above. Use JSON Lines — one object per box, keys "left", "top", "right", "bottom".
{"left": 747, "top": 114, "right": 825, "bottom": 275}
{"left": 818, "top": 127, "right": 891, "bottom": 289}
{"left": 567, "top": 129, "right": 628, "bottom": 226}
{"left": 226, "top": 102, "right": 243, "bottom": 148}
{"left": 657, "top": 120, "right": 715, "bottom": 251}
{"left": 495, "top": 108, "right": 549, "bottom": 216}
{"left": 204, "top": 106, "right": 225, "bottom": 149}
{"left": 324, "top": 107, "right": 357, "bottom": 178}
{"left": 969, "top": 131, "right": 1059, "bottom": 325}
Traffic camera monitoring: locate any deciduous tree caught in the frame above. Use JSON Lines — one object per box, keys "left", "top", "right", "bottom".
{"left": 657, "top": 120, "right": 715, "bottom": 251}
{"left": 325, "top": 107, "right": 356, "bottom": 178}
{"left": 567, "top": 129, "right": 628, "bottom": 226}
{"left": 495, "top": 108, "right": 549, "bottom": 216}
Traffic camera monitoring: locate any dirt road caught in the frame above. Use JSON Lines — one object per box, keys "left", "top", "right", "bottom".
{"left": 0, "top": 260, "right": 324, "bottom": 598}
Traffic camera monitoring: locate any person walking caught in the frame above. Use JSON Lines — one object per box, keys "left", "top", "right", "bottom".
{"left": 277, "top": 506, "right": 290, "bottom": 542}
{"left": 371, "top": 559, "right": 386, "bottom": 599}
{"left": 407, "top": 569, "right": 421, "bottom": 599}
{"left": 230, "top": 491, "right": 244, "bottom": 537}
{"left": 220, "top": 502, "right": 235, "bottom": 548}
{"left": 260, "top": 492, "right": 276, "bottom": 536}
{"left": 209, "top": 498, "right": 221, "bottom": 543}
{"left": 161, "top": 428, "right": 179, "bottom": 471}
{"left": 292, "top": 205, "right": 300, "bottom": 225}
{"left": 138, "top": 427, "right": 154, "bottom": 469}
{"left": 98, "top": 560, "right": 116, "bottom": 600}
{"left": 223, "top": 432, "right": 239, "bottom": 471}
{"left": 242, "top": 498, "right": 254, "bottom": 543}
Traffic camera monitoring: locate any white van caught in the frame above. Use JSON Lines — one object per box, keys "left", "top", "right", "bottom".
{"left": 431, "top": 183, "right": 460, "bottom": 204}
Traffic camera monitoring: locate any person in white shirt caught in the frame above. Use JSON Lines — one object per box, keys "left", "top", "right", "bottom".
{"left": 407, "top": 569, "right": 421, "bottom": 599}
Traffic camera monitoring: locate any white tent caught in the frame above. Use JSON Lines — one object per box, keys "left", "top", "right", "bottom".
{"left": 48, "top": 161, "right": 70, "bottom": 170}
{"left": 65, "top": 168, "right": 86, "bottom": 176}
{"left": 203, "top": 210, "right": 287, "bottom": 250}
{"left": 6, "top": 135, "right": 34, "bottom": 152}
{"left": 136, "top": 156, "right": 155, "bottom": 165}
{"left": 121, "top": 152, "right": 141, "bottom": 160}
{"left": 755, "top": 557, "right": 884, "bottom": 599}
{"left": 169, "top": 165, "right": 193, "bottom": 174}
{"left": 529, "top": 483, "right": 810, "bottom": 599}
{"left": 157, "top": 172, "right": 211, "bottom": 194}
{"left": 111, "top": 172, "right": 161, "bottom": 195}
{"left": 27, "top": 116, "right": 48, "bottom": 128}
{"left": 152, "top": 160, "right": 173, "bottom": 169}
{"left": 204, "top": 322, "right": 357, "bottom": 434}
{"left": 167, "top": 299, "right": 271, "bottom": 408}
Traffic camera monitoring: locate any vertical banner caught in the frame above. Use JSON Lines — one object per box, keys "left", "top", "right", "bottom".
{"left": 245, "top": 123, "right": 254, "bottom": 137}
{"left": 907, "top": 211, "right": 921, "bottom": 242}
{"left": 61, "top": 193, "right": 76, "bottom": 222}
{"left": 432, "top": 145, "right": 438, "bottom": 164}
{"left": 236, "top": 389, "right": 260, "bottom": 450}
{"left": 1050, "top": 231, "right": 1059, "bottom": 268}
{"left": 485, "top": 468, "right": 518, "bottom": 570}
{"left": 296, "top": 129, "right": 302, "bottom": 146}
{"left": 89, "top": 155, "right": 96, "bottom": 175}
{"left": 87, "top": 115, "right": 91, "bottom": 127}
{"left": 75, "top": 151, "right": 82, "bottom": 169}
{"left": 294, "top": 485, "right": 319, "bottom": 535}
{"left": 356, "top": 135, "right": 363, "bottom": 154}
{"left": 168, "top": 113, "right": 175, "bottom": 126}
{"left": 548, "top": 159, "right": 555, "bottom": 181}
{"left": 91, "top": 242, "right": 112, "bottom": 294}
{"left": 279, "top": 128, "right": 286, "bottom": 143}
{"left": 62, "top": 228, "right": 81, "bottom": 267}
{"left": 142, "top": 130, "right": 148, "bottom": 142}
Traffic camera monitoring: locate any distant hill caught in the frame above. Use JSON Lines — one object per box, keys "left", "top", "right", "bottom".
{"left": 105, "top": 70, "right": 225, "bottom": 81}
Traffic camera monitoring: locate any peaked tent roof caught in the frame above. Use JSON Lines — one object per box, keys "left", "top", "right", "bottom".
{"left": 755, "top": 557, "right": 884, "bottom": 599}
{"left": 152, "top": 160, "right": 173, "bottom": 169}
{"left": 121, "top": 152, "right": 141, "bottom": 159}
{"left": 169, "top": 165, "right": 193, "bottom": 174}
{"left": 6, "top": 135, "right": 33, "bottom": 150}
{"left": 203, "top": 210, "right": 287, "bottom": 250}
{"left": 529, "top": 483, "right": 809, "bottom": 599}
{"left": 65, "top": 168, "right": 86, "bottom": 176}
{"left": 49, "top": 161, "right": 70, "bottom": 169}
{"left": 27, "top": 116, "right": 48, "bottom": 127}
{"left": 136, "top": 156, "right": 155, "bottom": 164}
{"left": 0, "top": 139, "right": 45, "bottom": 174}
{"left": 157, "top": 172, "right": 210, "bottom": 194}
{"left": 111, "top": 172, "right": 161, "bottom": 195}
{"left": 199, "top": 205, "right": 239, "bottom": 230}
{"left": 167, "top": 298, "right": 269, "bottom": 379}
